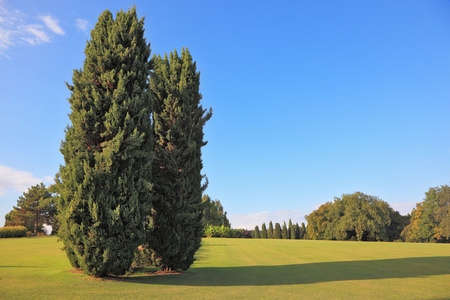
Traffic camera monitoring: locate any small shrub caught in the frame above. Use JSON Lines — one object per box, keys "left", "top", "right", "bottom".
{"left": 203, "top": 226, "right": 253, "bottom": 238}
{"left": 0, "top": 226, "right": 27, "bottom": 238}
{"left": 128, "top": 246, "right": 154, "bottom": 273}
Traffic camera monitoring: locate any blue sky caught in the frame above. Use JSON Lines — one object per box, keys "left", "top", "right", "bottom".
{"left": 1, "top": 0, "right": 449, "bottom": 229}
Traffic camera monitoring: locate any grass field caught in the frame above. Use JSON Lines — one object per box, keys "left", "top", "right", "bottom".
{"left": 0, "top": 237, "right": 449, "bottom": 299}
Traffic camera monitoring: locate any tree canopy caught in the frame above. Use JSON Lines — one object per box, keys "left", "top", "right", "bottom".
{"left": 58, "top": 7, "right": 153, "bottom": 277}
{"left": 146, "top": 48, "right": 212, "bottom": 271}
{"left": 5, "top": 183, "right": 56, "bottom": 236}
{"left": 401, "top": 184, "right": 450, "bottom": 242}
{"left": 202, "top": 195, "right": 230, "bottom": 228}
{"left": 306, "top": 192, "right": 408, "bottom": 241}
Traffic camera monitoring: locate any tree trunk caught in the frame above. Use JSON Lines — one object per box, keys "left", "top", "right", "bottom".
{"left": 34, "top": 210, "right": 38, "bottom": 236}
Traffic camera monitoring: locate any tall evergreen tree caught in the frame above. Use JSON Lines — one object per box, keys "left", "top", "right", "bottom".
{"left": 301, "top": 222, "right": 307, "bottom": 239}
{"left": 295, "top": 223, "right": 301, "bottom": 239}
{"left": 254, "top": 226, "right": 261, "bottom": 238}
{"left": 274, "top": 223, "right": 282, "bottom": 239}
{"left": 282, "top": 221, "right": 289, "bottom": 239}
{"left": 288, "top": 219, "right": 293, "bottom": 239}
{"left": 147, "top": 48, "right": 212, "bottom": 271}
{"left": 268, "top": 221, "right": 274, "bottom": 239}
{"left": 261, "top": 222, "right": 268, "bottom": 239}
{"left": 58, "top": 7, "right": 153, "bottom": 277}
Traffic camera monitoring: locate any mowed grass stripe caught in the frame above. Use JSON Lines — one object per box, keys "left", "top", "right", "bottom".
{"left": 0, "top": 236, "right": 449, "bottom": 299}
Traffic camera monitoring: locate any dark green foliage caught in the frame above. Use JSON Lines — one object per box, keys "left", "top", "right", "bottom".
{"left": 282, "top": 221, "right": 288, "bottom": 239}
{"left": 268, "top": 221, "right": 274, "bottom": 239}
{"left": 295, "top": 223, "right": 301, "bottom": 239}
{"left": 274, "top": 223, "right": 282, "bottom": 239}
{"left": 0, "top": 226, "right": 27, "bottom": 238}
{"left": 5, "top": 183, "right": 56, "bottom": 236}
{"left": 229, "top": 228, "right": 253, "bottom": 238}
{"left": 301, "top": 222, "right": 307, "bottom": 239}
{"left": 254, "top": 226, "right": 260, "bottom": 238}
{"left": 47, "top": 176, "right": 62, "bottom": 235}
{"left": 147, "top": 48, "right": 212, "bottom": 271}
{"left": 288, "top": 219, "right": 294, "bottom": 239}
{"left": 202, "top": 195, "right": 230, "bottom": 227}
{"left": 402, "top": 185, "right": 450, "bottom": 242}
{"left": 261, "top": 223, "right": 268, "bottom": 239}
{"left": 388, "top": 210, "right": 410, "bottom": 241}
{"left": 306, "top": 192, "right": 407, "bottom": 241}
{"left": 58, "top": 7, "right": 153, "bottom": 277}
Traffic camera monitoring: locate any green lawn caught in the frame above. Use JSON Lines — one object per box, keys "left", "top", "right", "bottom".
{"left": 0, "top": 237, "right": 449, "bottom": 299}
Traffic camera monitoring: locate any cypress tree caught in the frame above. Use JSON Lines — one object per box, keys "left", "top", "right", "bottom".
{"left": 274, "top": 223, "right": 282, "bottom": 239}
{"left": 268, "top": 221, "right": 274, "bottom": 239}
{"left": 301, "top": 222, "right": 307, "bottom": 239}
{"left": 282, "top": 221, "right": 289, "bottom": 239}
{"left": 254, "top": 226, "right": 260, "bottom": 238}
{"left": 295, "top": 222, "right": 301, "bottom": 239}
{"left": 147, "top": 48, "right": 212, "bottom": 271}
{"left": 261, "top": 222, "right": 268, "bottom": 239}
{"left": 288, "top": 219, "right": 293, "bottom": 239}
{"left": 59, "top": 7, "right": 153, "bottom": 277}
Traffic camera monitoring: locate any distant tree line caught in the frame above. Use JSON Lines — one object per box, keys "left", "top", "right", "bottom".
{"left": 253, "top": 220, "right": 307, "bottom": 239}
{"left": 305, "top": 187, "right": 450, "bottom": 243}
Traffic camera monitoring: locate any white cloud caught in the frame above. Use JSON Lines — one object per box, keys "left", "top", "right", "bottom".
{"left": 0, "top": 3, "right": 23, "bottom": 54}
{"left": 229, "top": 209, "right": 306, "bottom": 230}
{"left": 0, "top": 165, "right": 51, "bottom": 196}
{"left": 20, "top": 24, "right": 50, "bottom": 45}
{"left": 39, "top": 14, "right": 65, "bottom": 35}
{"left": 75, "top": 18, "right": 90, "bottom": 34}
{"left": 0, "top": 1, "right": 64, "bottom": 56}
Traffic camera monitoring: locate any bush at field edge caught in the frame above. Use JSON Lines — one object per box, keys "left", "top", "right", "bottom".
{"left": 0, "top": 226, "right": 27, "bottom": 238}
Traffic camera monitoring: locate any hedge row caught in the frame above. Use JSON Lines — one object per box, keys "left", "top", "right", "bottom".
{"left": 0, "top": 226, "right": 27, "bottom": 238}
{"left": 203, "top": 225, "right": 252, "bottom": 238}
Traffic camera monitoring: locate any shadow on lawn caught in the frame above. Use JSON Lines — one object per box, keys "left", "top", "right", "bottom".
{"left": 124, "top": 256, "right": 450, "bottom": 286}
{"left": 0, "top": 266, "right": 42, "bottom": 268}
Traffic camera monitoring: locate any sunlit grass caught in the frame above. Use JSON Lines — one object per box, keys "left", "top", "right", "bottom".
{"left": 0, "top": 236, "right": 449, "bottom": 299}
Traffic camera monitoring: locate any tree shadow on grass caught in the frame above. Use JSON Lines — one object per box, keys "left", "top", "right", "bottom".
{"left": 0, "top": 266, "right": 42, "bottom": 268}
{"left": 123, "top": 256, "right": 450, "bottom": 286}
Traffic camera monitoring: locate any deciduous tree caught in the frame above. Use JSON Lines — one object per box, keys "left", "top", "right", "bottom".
{"left": 306, "top": 192, "right": 405, "bottom": 241}
{"left": 201, "top": 195, "right": 230, "bottom": 227}
{"left": 402, "top": 185, "right": 450, "bottom": 242}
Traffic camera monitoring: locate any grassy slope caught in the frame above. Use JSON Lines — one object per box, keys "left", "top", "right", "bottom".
{"left": 0, "top": 237, "right": 449, "bottom": 299}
